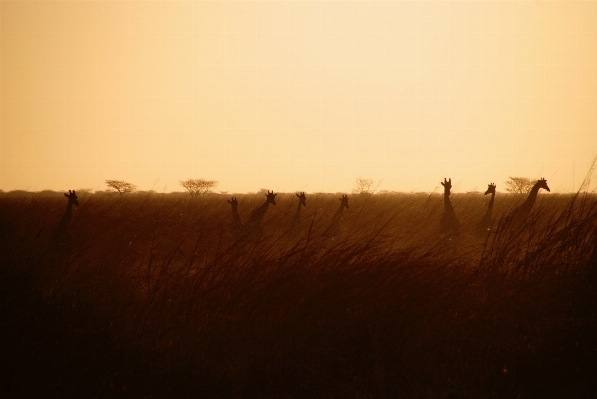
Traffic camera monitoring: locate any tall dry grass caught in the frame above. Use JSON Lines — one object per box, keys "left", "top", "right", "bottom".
{"left": 1, "top": 185, "right": 596, "bottom": 398}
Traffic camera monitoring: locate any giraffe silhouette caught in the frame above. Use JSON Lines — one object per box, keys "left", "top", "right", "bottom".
{"left": 227, "top": 197, "right": 243, "bottom": 238}
{"left": 324, "top": 195, "right": 349, "bottom": 238}
{"left": 475, "top": 183, "right": 496, "bottom": 236}
{"left": 286, "top": 192, "right": 307, "bottom": 241}
{"left": 49, "top": 190, "right": 79, "bottom": 250}
{"left": 289, "top": 192, "right": 307, "bottom": 229}
{"left": 439, "top": 178, "right": 460, "bottom": 236}
{"left": 500, "top": 178, "right": 550, "bottom": 232}
{"left": 240, "top": 190, "right": 277, "bottom": 238}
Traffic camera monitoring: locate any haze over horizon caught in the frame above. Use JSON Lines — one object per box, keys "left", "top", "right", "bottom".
{"left": 2, "top": 1, "right": 596, "bottom": 194}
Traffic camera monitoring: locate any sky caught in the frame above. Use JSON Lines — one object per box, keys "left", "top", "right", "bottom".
{"left": 1, "top": 0, "right": 596, "bottom": 194}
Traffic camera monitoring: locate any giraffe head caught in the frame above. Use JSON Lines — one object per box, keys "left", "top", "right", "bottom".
{"left": 64, "top": 190, "right": 79, "bottom": 206}
{"left": 265, "top": 190, "right": 277, "bottom": 205}
{"left": 484, "top": 183, "right": 496, "bottom": 195}
{"left": 441, "top": 178, "right": 452, "bottom": 196}
{"left": 339, "top": 195, "right": 349, "bottom": 209}
{"left": 537, "top": 178, "right": 550, "bottom": 192}
{"left": 296, "top": 192, "right": 306, "bottom": 207}
{"left": 227, "top": 197, "right": 238, "bottom": 209}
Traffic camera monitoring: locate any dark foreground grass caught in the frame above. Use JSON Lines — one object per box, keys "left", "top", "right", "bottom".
{"left": 1, "top": 187, "right": 597, "bottom": 398}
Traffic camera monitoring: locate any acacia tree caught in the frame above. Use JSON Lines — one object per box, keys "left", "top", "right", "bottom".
{"left": 179, "top": 178, "right": 219, "bottom": 197}
{"left": 105, "top": 180, "right": 137, "bottom": 195}
{"left": 353, "top": 177, "right": 374, "bottom": 195}
{"left": 504, "top": 177, "right": 534, "bottom": 194}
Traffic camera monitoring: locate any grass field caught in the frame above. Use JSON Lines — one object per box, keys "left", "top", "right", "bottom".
{"left": 1, "top": 185, "right": 596, "bottom": 398}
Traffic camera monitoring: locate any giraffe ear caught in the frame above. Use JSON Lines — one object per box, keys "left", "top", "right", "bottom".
{"left": 64, "top": 193, "right": 69, "bottom": 198}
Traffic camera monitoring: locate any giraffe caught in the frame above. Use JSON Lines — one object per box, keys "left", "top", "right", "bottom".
{"left": 289, "top": 192, "right": 307, "bottom": 229}
{"left": 475, "top": 183, "right": 496, "bottom": 236}
{"left": 500, "top": 178, "right": 550, "bottom": 232}
{"left": 286, "top": 192, "right": 307, "bottom": 242}
{"left": 42, "top": 190, "right": 79, "bottom": 297}
{"left": 439, "top": 178, "right": 460, "bottom": 236}
{"left": 240, "top": 190, "right": 277, "bottom": 237}
{"left": 227, "top": 197, "right": 243, "bottom": 238}
{"left": 324, "top": 195, "right": 349, "bottom": 238}
{"left": 49, "top": 190, "right": 79, "bottom": 250}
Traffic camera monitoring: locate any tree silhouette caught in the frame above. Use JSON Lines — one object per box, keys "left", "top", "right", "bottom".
{"left": 504, "top": 177, "right": 534, "bottom": 194}
{"left": 179, "top": 178, "right": 219, "bottom": 197}
{"left": 353, "top": 177, "right": 374, "bottom": 195}
{"left": 105, "top": 180, "right": 137, "bottom": 195}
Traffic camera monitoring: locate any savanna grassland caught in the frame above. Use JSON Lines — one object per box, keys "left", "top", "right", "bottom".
{"left": 1, "top": 187, "right": 597, "bottom": 398}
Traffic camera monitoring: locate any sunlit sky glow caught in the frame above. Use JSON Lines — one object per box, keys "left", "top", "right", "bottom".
{"left": 2, "top": 0, "right": 596, "bottom": 194}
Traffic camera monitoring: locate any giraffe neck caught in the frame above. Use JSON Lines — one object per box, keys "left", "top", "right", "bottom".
{"left": 292, "top": 201, "right": 302, "bottom": 222}
{"left": 231, "top": 206, "right": 241, "bottom": 224}
{"left": 487, "top": 191, "right": 495, "bottom": 214}
{"left": 522, "top": 183, "right": 542, "bottom": 209}
{"left": 444, "top": 192, "right": 454, "bottom": 212}
{"left": 479, "top": 191, "right": 495, "bottom": 225}
{"left": 475, "top": 191, "right": 495, "bottom": 234}
{"left": 60, "top": 201, "right": 74, "bottom": 229}
{"left": 332, "top": 204, "right": 345, "bottom": 223}
{"left": 509, "top": 182, "right": 543, "bottom": 225}
{"left": 249, "top": 200, "right": 270, "bottom": 224}
{"left": 326, "top": 202, "right": 347, "bottom": 237}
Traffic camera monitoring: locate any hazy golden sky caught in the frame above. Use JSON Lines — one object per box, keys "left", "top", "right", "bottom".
{"left": 2, "top": 1, "right": 596, "bottom": 193}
